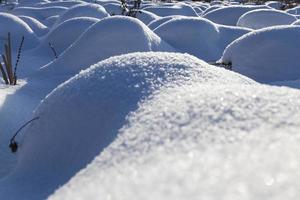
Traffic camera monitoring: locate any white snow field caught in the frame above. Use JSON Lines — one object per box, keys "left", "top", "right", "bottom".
{"left": 0, "top": 0, "right": 300, "bottom": 199}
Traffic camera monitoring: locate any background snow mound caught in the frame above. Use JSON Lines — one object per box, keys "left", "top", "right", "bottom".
{"left": 265, "top": 1, "right": 284, "bottom": 9}
{"left": 35, "top": 1, "right": 85, "bottom": 8}
{"left": 38, "top": 16, "right": 175, "bottom": 78}
{"left": 0, "top": 52, "right": 254, "bottom": 200}
{"left": 221, "top": 25, "right": 300, "bottom": 83}
{"left": 33, "top": 17, "right": 99, "bottom": 59}
{"left": 136, "top": 10, "right": 160, "bottom": 25}
{"left": 237, "top": 9, "right": 297, "bottom": 29}
{"left": 49, "top": 83, "right": 300, "bottom": 200}
{"left": 203, "top": 5, "right": 271, "bottom": 25}
{"left": 144, "top": 3, "right": 198, "bottom": 17}
{"left": 154, "top": 17, "right": 251, "bottom": 61}
{"left": 0, "top": 12, "right": 38, "bottom": 50}
{"left": 19, "top": 15, "right": 49, "bottom": 36}
{"left": 12, "top": 6, "right": 68, "bottom": 21}
{"left": 57, "top": 3, "right": 109, "bottom": 24}
{"left": 147, "top": 15, "right": 185, "bottom": 30}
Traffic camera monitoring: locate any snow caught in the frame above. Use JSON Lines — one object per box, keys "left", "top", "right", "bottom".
{"left": 33, "top": 17, "right": 99, "bottom": 58}
{"left": 38, "top": 16, "right": 174, "bottom": 78}
{"left": 12, "top": 6, "right": 68, "bottom": 21}
{"left": 0, "top": 1, "right": 300, "bottom": 199}
{"left": 221, "top": 25, "right": 300, "bottom": 83}
{"left": 144, "top": 3, "right": 198, "bottom": 17}
{"left": 237, "top": 9, "right": 297, "bottom": 29}
{"left": 203, "top": 5, "right": 271, "bottom": 25}
{"left": 0, "top": 12, "right": 38, "bottom": 50}
{"left": 154, "top": 17, "right": 250, "bottom": 61}
{"left": 49, "top": 82, "right": 300, "bottom": 200}
{"left": 19, "top": 15, "right": 49, "bottom": 36}
{"left": 0, "top": 52, "right": 254, "bottom": 200}
{"left": 56, "top": 3, "right": 109, "bottom": 25}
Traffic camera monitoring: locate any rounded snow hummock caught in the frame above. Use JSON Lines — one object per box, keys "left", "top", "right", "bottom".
{"left": 0, "top": 52, "right": 254, "bottom": 200}
{"left": 0, "top": 12, "right": 38, "bottom": 50}
{"left": 39, "top": 16, "right": 175, "bottom": 78}
{"left": 154, "top": 16, "right": 250, "bottom": 61}
{"left": 19, "top": 15, "right": 49, "bottom": 37}
{"left": 56, "top": 3, "right": 109, "bottom": 24}
{"left": 49, "top": 83, "right": 300, "bottom": 200}
{"left": 203, "top": 5, "right": 271, "bottom": 26}
{"left": 34, "top": 17, "right": 100, "bottom": 58}
{"left": 221, "top": 25, "right": 300, "bottom": 82}
{"left": 237, "top": 9, "right": 297, "bottom": 29}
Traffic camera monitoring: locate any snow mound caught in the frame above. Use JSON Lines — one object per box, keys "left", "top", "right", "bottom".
{"left": 102, "top": 2, "right": 122, "bottom": 15}
{"left": 49, "top": 83, "right": 300, "bottom": 200}
{"left": 0, "top": 52, "right": 254, "bottom": 200}
{"left": 286, "top": 6, "right": 300, "bottom": 15}
{"left": 265, "top": 1, "right": 284, "bottom": 9}
{"left": 34, "top": 17, "right": 99, "bottom": 58}
{"left": 39, "top": 16, "right": 174, "bottom": 78}
{"left": 291, "top": 19, "right": 300, "bottom": 25}
{"left": 203, "top": 5, "right": 271, "bottom": 25}
{"left": 148, "top": 15, "right": 184, "bottom": 30}
{"left": 57, "top": 3, "right": 109, "bottom": 24}
{"left": 12, "top": 6, "right": 68, "bottom": 21}
{"left": 19, "top": 15, "right": 49, "bottom": 36}
{"left": 35, "top": 0, "right": 84, "bottom": 8}
{"left": 0, "top": 12, "right": 38, "bottom": 50}
{"left": 136, "top": 10, "right": 160, "bottom": 25}
{"left": 154, "top": 17, "right": 250, "bottom": 61}
{"left": 202, "top": 5, "right": 223, "bottom": 15}
{"left": 221, "top": 25, "right": 300, "bottom": 82}
{"left": 144, "top": 3, "right": 198, "bottom": 17}
{"left": 237, "top": 9, "right": 297, "bottom": 29}
{"left": 43, "top": 15, "right": 59, "bottom": 27}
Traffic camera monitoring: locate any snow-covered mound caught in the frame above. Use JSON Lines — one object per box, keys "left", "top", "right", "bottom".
{"left": 35, "top": 0, "right": 84, "bottom": 8}
{"left": 292, "top": 19, "right": 300, "bottom": 25}
{"left": 221, "top": 25, "right": 300, "bottom": 82}
{"left": 148, "top": 15, "right": 184, "bottom": 30}
{"left": 56, "top": 3, "right": 109, "bottom": 24}
{"left": 34, "top": 17, "right": 99, "bottom": 58}
{"left": 0, "top": 52, "right": 254, "bottom": 200}
{"left": 286, "top": 5, "right": 300, "bottom": 15}
{"left": 154, "top": 17, "right": 250, "bottom": 61}
{"left": 39, "top": 16, "right": 174, "bottom": 78}
{"left": 12, "top": 6, "right": 68, "bottom": 21}
{"left": 136, "top": 10, "right": 160, "bottom": 25}
{"left": 49, "top": 83, "right": 300, "bottom": 200}
{"left": 265, "top": 1, "right": 284, "bottom": 9}
{"left": 43, "top": 15, "right": 59, "bottom": 27}
{"left": 102, "top": 2, "right": 122, "bottom": 15}
{"left": 0, "top": 12, "right": 38, "bottom": 50}
{"left": 144, "top": 3, "right": 198, "bottom": 17}
{"left": 203, "top": 5, "right": 270, "bottom": 25}
{"left": 202, "top": 4, "right": 223, "bottom": 15}
{"left": 237, "top": 9, "right": 297, "bottom": 29}
{"left": 19, "top": 15, "right": 49, "bottom": 36}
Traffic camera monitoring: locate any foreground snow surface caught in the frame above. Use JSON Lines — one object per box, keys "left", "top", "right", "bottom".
{"left": 1, "top": 0, "right": 300, "bottom": 199}
{"left": 50, "top": 83, "right": 300, "bottom": 200}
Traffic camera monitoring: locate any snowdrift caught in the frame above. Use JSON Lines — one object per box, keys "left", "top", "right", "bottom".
{"left": 12, "top": 6, "right": 68, "bottom": 21}
{"left": 33, "top": 17, "right": 99, "bottom": 58}
{"left": 221, "top": 25, "right": 300, "bottom": 82}
{"left": 56, "top": 3, "right": 109, "bottom": 24}
{"left": 0, "top": 12, "right": 38, "bottom": 50}
{"left": 49, "top": 83, "right": 300, "bottom": 200}
{"left": 154, "top": 17, "right": 250, "bottom": 61}
{"left": 38, "top": 16, "right": 174, "bottom": 78}
{"left": 144, "top": 3, "right": 198, "bottom": 17}
{"left": 237, "top": 9, "right": 297, "bottom": 29}
{"left": 0, "top": 52, "right": 254, "bottom": 200}
{"left": 19, "top": 15, "right": 49, "bottom": 36}
{"left": 203, "top": 5, "right": 270, "bottom": 25}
